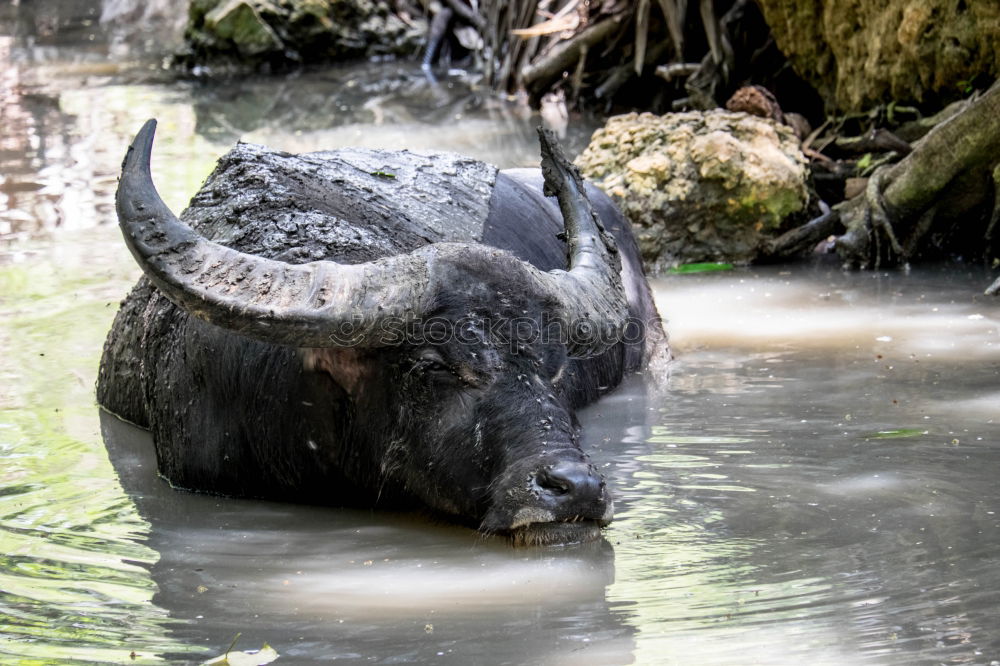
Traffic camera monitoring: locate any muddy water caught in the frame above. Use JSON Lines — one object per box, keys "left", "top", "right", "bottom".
{"left": 2, "top": 4, "right": 1000, "bottom": 665}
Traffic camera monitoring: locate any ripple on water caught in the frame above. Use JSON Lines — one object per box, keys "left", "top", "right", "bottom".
{"left": 589, "top": 301, "right": 1000, "bottom": 665}
{"left": 0, "top": 408, "right": 194, "bottom": 664}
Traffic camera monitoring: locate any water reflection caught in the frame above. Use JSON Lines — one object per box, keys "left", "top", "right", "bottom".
{"left": 184, "top": 63, "right": 601, "bottom": 165}
{"left": 0, "top": 59, "right": 595, "bottom": 239}
{"left": 0, "top": 409, "right": 177, "bottom": 664}
{"left": 0, "top": 0, "right": 183, "bottom": 240}
{"left": 0, "top": 1, "right": 597, "bottom": 241}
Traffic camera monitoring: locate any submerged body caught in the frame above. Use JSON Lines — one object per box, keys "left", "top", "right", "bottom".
{"left": 98, "top": 121, "right": 667, "bottom": 545}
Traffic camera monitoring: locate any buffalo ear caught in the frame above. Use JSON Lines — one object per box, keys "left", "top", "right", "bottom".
{"left": 300, "top": 348, "right": 372, "bottom": 397}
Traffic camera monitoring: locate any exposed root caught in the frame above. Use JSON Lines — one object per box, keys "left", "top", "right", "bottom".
{"left": 986, "top": 164, "right": 1000, "bottom": 246}
{"left": 864, "top": 166, "right": 904, "bottom": 268}
{"left": 835, "top": 80, "right": 1000, "bottom": 270}
{"left": 763, "top": 200, "right": 837, "bottom": 259}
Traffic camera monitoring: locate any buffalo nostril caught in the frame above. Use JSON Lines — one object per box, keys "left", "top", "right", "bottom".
{"left": 535, "top": 462, "right": 601, "bottom": 501}
{"left": 536, "top": 466, "right": 573, "bottom": 495}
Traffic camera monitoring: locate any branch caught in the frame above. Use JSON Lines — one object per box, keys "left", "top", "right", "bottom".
{"left": 763, "top": 201, "right": 837, "bottom": 258}
{"left": 655, "top": 62, "right": 700, "bottom": 82}
{"left": 520, "top": 15, "right": 625, "bottom": 94}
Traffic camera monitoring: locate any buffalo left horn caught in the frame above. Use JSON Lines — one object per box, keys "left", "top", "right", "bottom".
{"left": 116, "top": 119, "right": 431, "bottom": 348}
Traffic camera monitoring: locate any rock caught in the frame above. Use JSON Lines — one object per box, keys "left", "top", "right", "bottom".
{"left": 725, "top": 85, "right": 783, "bottom": 123}
{"left": 179, "top": 0, "right": 425, "bottom": 70}
{"left": 203, "top": 0, "right": 282, "bottom": 57}
{"left": 576, "top": 111, "right": 809, "bottom": 272}
{"left": 756, "top": 0, "right": 1000, "bottom": 112}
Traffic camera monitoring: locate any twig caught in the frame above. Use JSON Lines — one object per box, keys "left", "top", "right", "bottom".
{"left": 801, "top": 117, "right": 831, "bottom": 153}
{"left": 655, "top": 0, "right": 685, "bottom": 59}
{"left": 520, "top": 15, "right": 625, "bottom": 93}
{"left": 834, "top": 129, "right": 912, "bottom": 156}
{"left": 570, "top": 43, "right": 587, "bottom": 105}
{"left": 635, "top": 0, "right": 650, "bottom": 76}
{"left": 858, "top": 151, "right": 900, "bottom": 178}
{"left": 699, "top": 0, "right": 721, "bottom": 65}
{"left": 654, "top": 62, "right": 699, "bottom": 82}
{"left": 511, "top": 10, "right": 578, "bottom": 36}
{"left": 802, "top": 147, "right": 834, "bottom": 164}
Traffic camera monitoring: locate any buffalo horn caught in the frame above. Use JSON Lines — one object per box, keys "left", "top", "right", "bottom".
{"left": 534, "top": 128, "right": 629, "bottom": 357}
{"left": 116, "top": 119, "right": 430, "bottom": 348}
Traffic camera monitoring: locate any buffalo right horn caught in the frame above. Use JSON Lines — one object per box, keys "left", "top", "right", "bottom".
{"left": 533, "top": 127, "right": 629, "bottom": 358}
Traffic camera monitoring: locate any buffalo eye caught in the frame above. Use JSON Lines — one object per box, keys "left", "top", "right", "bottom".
{"left": 412, "top": 350, "right": 455, "bottom": 380}
{"left": 422, "top": 360, "right": 450, "bottom": 374}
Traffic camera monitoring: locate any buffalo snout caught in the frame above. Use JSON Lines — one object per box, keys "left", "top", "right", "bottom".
{"left": 483, "top": 449, "right": 614, "bottom": 546}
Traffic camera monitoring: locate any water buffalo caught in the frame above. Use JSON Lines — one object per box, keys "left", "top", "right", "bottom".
{"left": 98, "top": 119, "right": 667, "bottom": 546}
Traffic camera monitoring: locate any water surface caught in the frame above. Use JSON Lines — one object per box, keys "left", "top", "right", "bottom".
{"left": 1, "top": 4, "right": 999, "bottom": 665}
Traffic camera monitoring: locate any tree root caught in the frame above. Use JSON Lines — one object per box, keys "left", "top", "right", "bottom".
{"left": 865, "top": 166, "right": 904, "bottom": 267}
{"left": 763, "top": 201, "right": 836, "bottom": 258}
{"left": 835, "top": 80, "right": 1000, "bottom": 269}
{"left": 833, "top": 167, "right": 906, "bottom": 269}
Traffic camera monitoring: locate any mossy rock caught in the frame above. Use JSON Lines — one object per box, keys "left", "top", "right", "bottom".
{"left": 202, "top": 0, "right": 282, "bottom": 56}
{"left": 180, "top": 0, "right": 425, "bottom": 69}
{"left": 577, "top": 111, "right": 809, "bottom": 272}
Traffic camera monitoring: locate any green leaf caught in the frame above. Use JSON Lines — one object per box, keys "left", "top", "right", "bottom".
{"left": 667, "top": 262, "right": 734, "bottom": 274}
{"left": 371, "top": 170, "right": 396, "bottom": 179}
{"left": 866, "top": 428, "right": 926, "bottom": 440}
{"left": 856, "top": 153, "right": 872, "bottom": 170}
